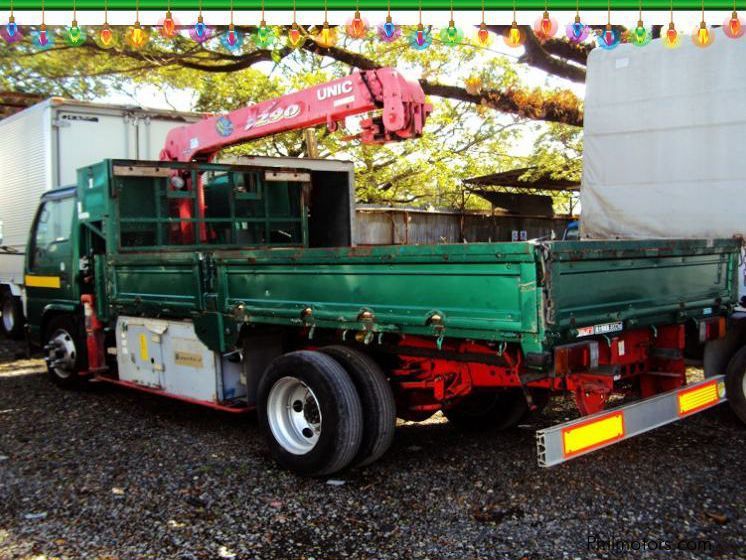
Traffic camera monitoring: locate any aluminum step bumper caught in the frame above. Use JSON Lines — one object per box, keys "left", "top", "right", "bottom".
{"left": 537, "top": 375, "right": 727, "bottom": 467}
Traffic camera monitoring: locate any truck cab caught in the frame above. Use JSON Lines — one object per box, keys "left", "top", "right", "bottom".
{"left": 24, "top": 186, "right": 81, "bottom": 343}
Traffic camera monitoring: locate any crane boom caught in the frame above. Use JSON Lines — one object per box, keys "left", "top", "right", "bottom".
{"left": 159, "top": 68, "right": 431, "bottom": 163}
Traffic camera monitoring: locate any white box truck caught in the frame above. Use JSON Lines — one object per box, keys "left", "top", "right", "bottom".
{"left": 0, "top": 98, "right": 200, "bottom": 337}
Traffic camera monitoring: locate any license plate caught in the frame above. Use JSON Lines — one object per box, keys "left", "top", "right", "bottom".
{"left": 576, "top": 321, "right": 624, "bottom": 337}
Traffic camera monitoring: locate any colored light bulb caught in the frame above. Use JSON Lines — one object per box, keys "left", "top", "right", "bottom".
{"left": 221, "top": 24, "right": 244, "bottom": 52}
{"left": 409, "top": 24, "right": 432, "bottom": 50}
{"left": 254, "top": 21, "right": 276, "bottom": 48}
{"left": 66, "top": 20, "right": 86, "bottom": 46}
{"left": 1, "top": 15, "right": 23, "bottom": 44}
{"left": 629, "top": 20, "right": 651, "bottom": 47}
{"left": 377, "top": 17, "right": 400, "bottom": 43}
{"left": 126, "top": 22, "right": 150, "bottom": 49}
{"left": 692, "top": 22, "right": 714, "bottom": 48}
{"left": 190, "top": 16, "right": 211, "bottom": 43}
{"left": 32, "top": 24, "right": 53, "bottom": 49}
{"left": 97, "top": 23, "right": 115, "bottom": 48}
{"left": 315, "top": 23, "right": 337, "bottom": 48}
{"left": 439, "top": 20, "right": 463, "bottom": 46}
{"left": 503, "top": 22, "right": 524, "bottom": 48}
{"left": 724, "top": 12, "right": 745, "bottom": 38}
{"left": 663, "top": 22, "right": 680, "bottom": 49}
{"left": 533, "top": 11, "right": 558, "bottom": 40}
{"left": 566, "top": 17, "right": 590, "bottom": 43}
{"left": 475, "top": 23, "right": 491, "bottom": 47}
{"left": 287, "top": 23, "right": 304, "bottom": 48}
{"left": 160, "top": 11, "right": 177, "bottom": 38}
{"left": 345, "top": 10, "right": 367, "bottom": 39}
{"left": 596, "top": 25, "right": 620, "bottom": 50}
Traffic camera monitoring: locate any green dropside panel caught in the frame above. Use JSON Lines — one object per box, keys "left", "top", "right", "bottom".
{"left": 104, "top": 238, "right": 740, "bottom": 359}
{"left": 542, "top": 239, "right": 739, "bottom": 335}
{"left": 218, "top": 243, "right": 542, "bottom": 343}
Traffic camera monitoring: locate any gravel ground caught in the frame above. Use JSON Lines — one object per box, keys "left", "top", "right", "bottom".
{"left": 1, "top": 338, "right": 745, "bottom": 560}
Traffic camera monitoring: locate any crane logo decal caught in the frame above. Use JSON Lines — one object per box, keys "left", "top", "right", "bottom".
{"left": 244, "top": 103, "right": 303, "bottom": 131}
{"left": 316, "top": 80, "right": 354, "bottom": 101}
{"left": 216, "top": 116, "right": 235, "bottom": 137}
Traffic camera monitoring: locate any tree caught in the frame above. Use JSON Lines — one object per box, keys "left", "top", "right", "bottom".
{"left": 0, "top": 24, "right": 590, "bottom": 207}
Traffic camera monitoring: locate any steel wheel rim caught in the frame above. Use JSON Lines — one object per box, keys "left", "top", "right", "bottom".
{"left": 1, "top": 298, "right": 14, "bottom": 332}
{"left": 267, "top": 376, "right": 322, "bottom": 455}
{"left": 47, "top": 329, "right": 77, "bottom": 379}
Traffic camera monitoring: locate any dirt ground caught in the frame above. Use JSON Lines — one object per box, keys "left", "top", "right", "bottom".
{"left": 1, "top": 338, "right": 745, "bottom": 560}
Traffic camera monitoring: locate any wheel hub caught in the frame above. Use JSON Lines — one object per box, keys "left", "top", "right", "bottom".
{"left": 46, "top": 329, "right": 77, "bottom": 379}
{"left": 267, "top": 376, "right": 322, "bottom": 455}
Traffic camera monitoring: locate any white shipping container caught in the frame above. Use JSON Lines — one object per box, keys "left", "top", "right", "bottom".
{"left": 0, "top": 98, "right": 201, "bottom": 287}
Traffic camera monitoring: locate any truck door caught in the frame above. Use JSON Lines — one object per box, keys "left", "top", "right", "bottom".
{"left": 25, "top": 190, "right": 78, "bottom": 339}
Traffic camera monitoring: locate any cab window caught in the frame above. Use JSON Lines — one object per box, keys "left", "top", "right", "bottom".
{"left": 29, "top": 196, "right": 75, "bottom": 270}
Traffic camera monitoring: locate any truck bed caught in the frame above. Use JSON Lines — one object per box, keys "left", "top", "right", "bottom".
{"left": 105, "top": 238, "right": 739, "bottom": 357}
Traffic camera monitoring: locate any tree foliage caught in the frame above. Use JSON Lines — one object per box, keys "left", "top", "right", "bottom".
{"left": 0, "top": 24, "right": 588, "bottom": 209}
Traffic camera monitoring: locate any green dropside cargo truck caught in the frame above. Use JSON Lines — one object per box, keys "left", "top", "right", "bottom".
{"left": 4, "top": 67, "right": 746, "bottom": 476}
{"left": 13, "top": 156, "right": 743, "bottom": 475}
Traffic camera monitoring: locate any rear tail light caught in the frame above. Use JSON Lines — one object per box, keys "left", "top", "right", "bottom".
{"left": 554, "top": 341, "right": 599, "bottom": 375}
{"left": 699, "top": 316, "right": 727, "bottom": 343}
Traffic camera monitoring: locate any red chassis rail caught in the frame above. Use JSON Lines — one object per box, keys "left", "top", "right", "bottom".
{"left": 386, "top": 319, "right": 725, "bottom": 419}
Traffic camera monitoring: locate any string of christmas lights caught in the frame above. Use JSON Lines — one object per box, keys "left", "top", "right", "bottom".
{"left": 3, "top": 3, "right": 746, "bottom": 51}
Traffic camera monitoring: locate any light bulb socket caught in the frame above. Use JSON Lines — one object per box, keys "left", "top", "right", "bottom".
{"left": 574, "top": 15, "right": 581, "bottom": 23}
{"left": 637, "top": 19, "right": 643, "bottom": 28}
{"left": 385, "top": 14, "right": 392, "bottom": 23}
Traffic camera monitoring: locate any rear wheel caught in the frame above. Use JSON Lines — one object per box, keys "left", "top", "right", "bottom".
{"left": 321, "top": 346, "right": 396, "bottom": 467}
{"left": 444, "top": 390, "right": 528, "bottom": 432}
{"left": 0, "top": 290, "right": 24, "bottom": 339}
{"left": 258, "top": 351, "right": 363, "bottom": 476}
{"left": 44, "top": 316, "right": 86, "bottom": 389}
{"left": 725, "top": 346, "right": 746, "bottom": 424}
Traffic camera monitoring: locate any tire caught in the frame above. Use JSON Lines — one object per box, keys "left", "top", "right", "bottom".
{"left": 257, "top": 351, "right": 363, "bottom": 477}
{"left": 321, "top": 346, "right": 396, "bottom": 467}
{"left": 444, "top": 389, "right": 528, "bottom": 432}
{"left": 0, "top": 290, "right": 24, "bottom": 339}
{"left": 725, "top": 346, "right": 746, "bottom": 425}
{"left": 44, "top": 316, "right": 87, "bottom": 389}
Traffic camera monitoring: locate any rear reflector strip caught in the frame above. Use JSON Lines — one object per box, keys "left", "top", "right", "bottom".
{"left": 677, "top": 379, "right": 720, "bottom": 416}
{"left": 537, "top": 375, "right": 727, "bottom": 467}
{"left": 562, "top": 411, "right": 625, "bottom": 458}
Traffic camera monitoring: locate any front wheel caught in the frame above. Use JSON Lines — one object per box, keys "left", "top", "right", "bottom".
{"left": 257, "top": 351, "right": 363, "bottom": 477}
{"left": 725, "top": 346, "right": 746, "bottom": 424}
{"left": 44, "top": 316, "right": 86, "bottom": 389}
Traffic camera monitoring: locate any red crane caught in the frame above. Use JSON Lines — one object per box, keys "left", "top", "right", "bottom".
{"left": 160, "top": 67, "right": 431, "bottom": 162}
{"left": 158, "top": 67, "right": 431, "bottom": 242}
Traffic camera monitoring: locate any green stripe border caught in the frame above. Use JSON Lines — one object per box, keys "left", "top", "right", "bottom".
{"left": 0, "top": 1, "right": 737, "bottom": 10}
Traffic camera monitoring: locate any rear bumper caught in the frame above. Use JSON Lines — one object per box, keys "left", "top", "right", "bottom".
{"left": 536, "top": 375, "right": 727, "bottom": 467}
